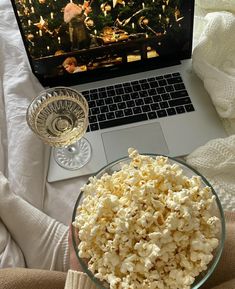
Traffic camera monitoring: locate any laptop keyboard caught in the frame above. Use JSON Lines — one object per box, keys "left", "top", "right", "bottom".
{"left": 81, "top": 72, "right": 195, "bottom": 132}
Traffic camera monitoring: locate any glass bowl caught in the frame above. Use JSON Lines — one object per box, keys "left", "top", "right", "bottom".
{"left": 72, "top": 154, "right": 225, "bottom": 289}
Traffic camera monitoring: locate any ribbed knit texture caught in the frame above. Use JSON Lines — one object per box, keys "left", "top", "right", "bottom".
{"left": 64, "top": 270, "right": 96, "bottom": 289}
{"left": 186, "top": 135, "right": 235, "bottom": 212}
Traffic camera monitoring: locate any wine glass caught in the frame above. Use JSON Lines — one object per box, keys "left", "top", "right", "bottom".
{"left": 26, "top": 87, "right": 91, "bottom": 170}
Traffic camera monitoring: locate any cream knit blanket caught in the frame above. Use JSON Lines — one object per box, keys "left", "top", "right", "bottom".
{"left": 184, "top": 0, "right": 235, "bottom": 212}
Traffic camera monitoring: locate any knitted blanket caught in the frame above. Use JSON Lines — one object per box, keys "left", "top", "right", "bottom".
{"left": 185, "top": 0, "right": 235, "bottom": 212}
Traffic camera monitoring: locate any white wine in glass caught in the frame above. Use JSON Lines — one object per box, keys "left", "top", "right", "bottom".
{"left": 26, "top": 87, "right": 91, "bottom": 170}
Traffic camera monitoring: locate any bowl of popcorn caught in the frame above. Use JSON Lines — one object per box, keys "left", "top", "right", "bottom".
{"left": 72, "top": 149, "right": 225, "bottom": 289}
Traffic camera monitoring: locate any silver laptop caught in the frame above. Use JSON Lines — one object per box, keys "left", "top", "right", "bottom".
{"left": 11, "top": 0, "right": 227, "bottom": 182}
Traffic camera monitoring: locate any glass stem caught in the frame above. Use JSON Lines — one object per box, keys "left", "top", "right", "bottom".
{"left": 66, "top": 140, "right": 81, "bottom": 155}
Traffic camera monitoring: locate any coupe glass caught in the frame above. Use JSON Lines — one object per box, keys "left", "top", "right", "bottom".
{"left": 26, "top": 87, "right": 91, "bottom": 170}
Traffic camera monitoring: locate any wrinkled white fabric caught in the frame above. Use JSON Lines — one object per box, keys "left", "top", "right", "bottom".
{"left": 0, "top": 1, "right": 78, "bottom": 269}
{"left": 0, "top": 1, "right": 45, "bottom": 209}
{"left": 0, "top": 222, "right": 25, "bottom": 268}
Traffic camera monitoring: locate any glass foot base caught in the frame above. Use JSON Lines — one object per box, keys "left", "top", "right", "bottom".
{"left": 53, "top": 138, "right": 91, "bottom": 170}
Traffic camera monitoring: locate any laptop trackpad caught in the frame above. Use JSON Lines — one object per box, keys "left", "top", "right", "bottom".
{"left": 101, "top": 122, "right": 169, "bottom": 163}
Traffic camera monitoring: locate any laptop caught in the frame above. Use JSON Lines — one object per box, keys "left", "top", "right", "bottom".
{"left": 11, "top": 0, "right": 227, "bottom": 182}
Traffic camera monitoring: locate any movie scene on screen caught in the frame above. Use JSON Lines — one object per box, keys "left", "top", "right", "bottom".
{"left": 13, "top": 0, "right": 193, "bottom": 79}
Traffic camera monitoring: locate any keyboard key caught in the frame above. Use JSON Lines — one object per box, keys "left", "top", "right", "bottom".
{"left": 96, "top": 99, "right": 105, "bottom": 106}
{"left": 99, "top": 91, "right": 107, "bottom": 98}
{"left": 81, "top": 90, "right": 89, "bottom": 96}
{"left": 124, "top": 108, "right": 133, "bottom": 116}
{"left": 139, "top": 90, "right": 148, "bottom": 97}
{"left": 161, "top": 93, "right": 171, "bottom": 100}
{"left": 106, "top": 112, "right": 115, "bottom": 119}
{"left": 144, "top": 97, "right": 153, "bottom": 104}
{"left": 105, "top": 97, "right": 113, "bottom": 105}
{"left": 158, "top": 79, "right": 167, "bottom": 86}
{"left": 100, "top": 105, "right": 109, "bottom": 113}
{"left": 130, "top": 92, "right": 139, "bottom": 99}
{"left": 156, "top": 87, "right": 165, "bottom": 94}
{"left": 115, "top": 110, "right": 124, "bottom": 118}
{"left": 97, "top": 114, "right": 106, "bottom": 121}
{"left": 174, "top": 83, "right": 185, "bottom": 90}
{"left": 157, "top": 110, "right": 167, "bottom": 117}
{"left": 85, "top": 94, "right": 90, "bottom": 101}
{"left": 148, "top": 111, "right": 157, "bottom": 119}
{"left": 126, "top": 100, "right": 135, "bottom": 107}
{"left": 142, "top": 105, "right": 151, "bottom": 112}
{"left": 122, "top": 94, "right": 130, "bottom": 101}
{"left": 133, "top": 84, "right": 141, "bottom": 91}
{"left": 165, "top": 85, "right": 174, "bottom": 92}
{"left": 176, "top": 106, "right": 186, "bottom": 114}
{"left": 116, "top": 88, "right": 124, "bottom": 94}
{"left": 149, "top": 81, "right": 159, "bottom": 88}
{"left": 170, "top": 90, "right": 188, "bottom": 99}
{"left": 141, "top": 83, "right": 150, "bottom": 90}
{"left": 153, "top": 95, "right": 162, "bottom": 102}
{"left": 167, "top": 77, "right": 183, "bottom": 84}
{"left": 148, "top": 88, "right": 157, "bottom": 96}
{"left": 131, "top": 80, "right": 139, "bottom": 85}
{"left": 107, "top": 89, "right": 115, "bottom": 97}
{"left": 133, "top": 107, "right": 142, "bottom": 114}
{"left": 118, "top": 102, "right": 126, "bottom": 109}
{"left": 124, "top": 86, "right": 133, "bottom": 93}
{"left": 151, "top": 103, "right": 160, "bottom": 110}
{"left": 169, "top": 97, "right": 191, "bottom": 107}
{"left": 185, "top": 104, "right": 195, "bottom": 112}
{"left": 90, "top": 93, "right": 99, "bottom": 100}
{"left": 114, "top": 84, "right": 122, "bottom": 88}
{"left": 91, "top": 107, "right": 100, "bottom": 115}
{"left": 90, "top": 123, "right": 99, "bottom": 131}
{"left": 113, "top": 95, "right": 122, "bottom": 103}
{"left": 167, "top": 108, "right": 176, "bottom": 115}
{"left": 160, "top": 101, "right": 169, "bottom": 109}
{"left": 109, "top": 104, "right": 118, "bottom": 111}
{"left": 163, "top": 74, "right": 172, "bottom": 78}
{"left": 99, "top": 114, "right": 148, "bottom": 129}
{"left": 88, "top": 100, "right": 96, "bottom": 108}
{"left": 135, "top": 98, "right": 144, "bottom": 106}
{"left": 89, "top": 115, "right": 97, "bottom": 123}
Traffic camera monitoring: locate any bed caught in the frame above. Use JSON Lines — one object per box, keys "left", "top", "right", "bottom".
{"left": 0, "top": 0, "right": 234, "bottom": 269}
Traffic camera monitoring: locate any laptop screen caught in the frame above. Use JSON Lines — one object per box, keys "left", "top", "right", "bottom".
{"left": 11, "top": 0, "right": 195, "bottom": 86}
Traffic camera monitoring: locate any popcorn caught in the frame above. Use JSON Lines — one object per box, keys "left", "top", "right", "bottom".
{"left": 73, "top": 149, "right": 220, "bottom": 289}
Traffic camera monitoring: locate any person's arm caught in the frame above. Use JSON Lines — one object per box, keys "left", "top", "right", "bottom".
{"left": 0, "top": 172, "right": 69, "bottom": 271}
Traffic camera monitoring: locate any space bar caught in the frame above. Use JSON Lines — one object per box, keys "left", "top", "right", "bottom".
{"left": 99, "top": 114, "right": 148, "bottom": 129}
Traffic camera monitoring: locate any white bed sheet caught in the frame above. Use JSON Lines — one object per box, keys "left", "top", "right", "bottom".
{"left": 0, "top": 0, "right": 87, "bottom": 226}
